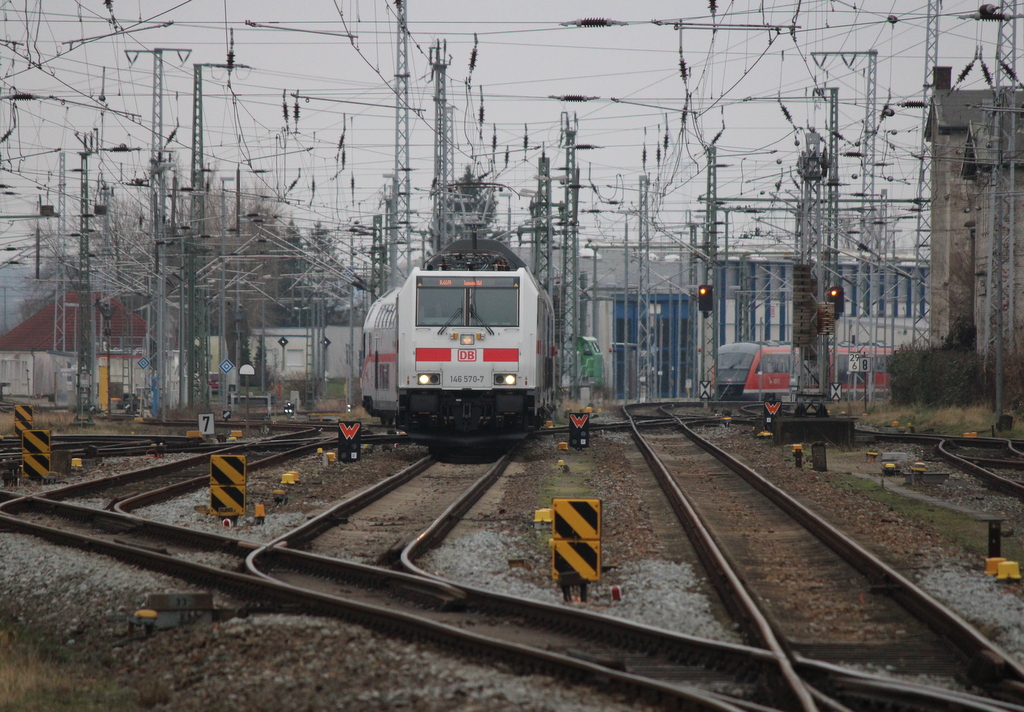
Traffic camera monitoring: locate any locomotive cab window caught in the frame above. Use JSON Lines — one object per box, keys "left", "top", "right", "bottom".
{"left": 416, "top": 276, "right": 519, "bottom": 327}
{"left": 417, "top": 287, "right": 464, "bottom": 326}
{"left": 470, "top": 287, "right": 518, "bottom": 327}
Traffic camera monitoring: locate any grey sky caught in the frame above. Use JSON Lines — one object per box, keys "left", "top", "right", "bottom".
{"left": 0, "top": 0, "right": 1011, "bottom": 282}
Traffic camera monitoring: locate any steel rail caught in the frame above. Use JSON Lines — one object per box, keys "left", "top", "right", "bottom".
{"left": 399, "top": 447, "right": 517, "bottom": 576}
{"left": 672, "top": 414, "right": 1024, "bottom": 697}
{"left": 0, "top": 429, "right": 324, "bottom": 506}
{"left": 3, "top": 426, "right": 1017, "bottom": 711}
{"left": 872, "top": 431, "right": 1024, "bottom": 500}
{"left": 249, "top": 454, "right": 435, "bottom": 550}
{"left": 0, "top": 495, "right": 749, "bottom": 711}
{"left": 112, "top": 436, "right": 337, "bottom": 513}
{"left": 624, "top": 405, "right": 820, "bottom": 712}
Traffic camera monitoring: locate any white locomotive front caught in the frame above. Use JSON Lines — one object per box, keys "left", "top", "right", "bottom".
{"left": 362, "top": 239, "right": 555, "bottom": 449}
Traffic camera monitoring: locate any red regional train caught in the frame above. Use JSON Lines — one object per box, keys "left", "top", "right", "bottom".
{"left": 715, "top": 341, "right": 890, "bottom": 400}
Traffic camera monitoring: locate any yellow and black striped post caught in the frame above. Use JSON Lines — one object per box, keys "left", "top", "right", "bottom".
{"left": 21, "top": 428, "right": 50, "bottom": 480}
{"left": 209, "top": 454, "right": 246, "bottom": 517}
{"left": 14, "top": 405, "right": 33, "bottom": 439}
{"left": 551, "top": 498, "right": 602, "bottom": 601}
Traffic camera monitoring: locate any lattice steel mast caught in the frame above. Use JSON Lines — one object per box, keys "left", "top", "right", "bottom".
{"left": 430, "top": 41, "right": 454, "bottom": 253}
{"left": 558, "top": 113, "right": 581, "bottom": 398}
{"left": 637, "top": 174, "right": 652, "bottom": 401}
{"left": 700, "top": 147, "right": 719, "bottom": 400}
{"left": 530, "top": 154, "right": 553, "bottom": 295}
{"left": 911, "top": 0, "right": 941, "bottom": 347}
{"left": 74, "top": 135, "right": 95, "bottom": 423}
{"left": 794, "top": 132, "right": 827, "bottom": 400}
{"left": 54, "top": 152, "right": 67, "bottom": 353}
{"left": 989, "top": 1, "right": 1017, "bottom": 415}
{"left": 392, "top": 0, "right": 411, "bottom": 284}
{"left": 189, "top": 61, "right": 241, "bottom": 407}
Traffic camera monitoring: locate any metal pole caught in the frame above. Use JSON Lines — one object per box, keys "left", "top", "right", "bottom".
{"left": 623, "top": 219, "right": 629, "bottom": 402}
{"left": 220, "top": 176, "right": 231, "bottom": 414}
{"left": 349, "top": 241, "right": 355, "bottom": 410}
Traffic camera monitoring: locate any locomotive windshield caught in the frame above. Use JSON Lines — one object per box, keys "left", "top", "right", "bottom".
{"left": 416, "top": 276, "right": 520, "bottom": 327}
{"left": 470, "top": 287, "right": 518, "bottom": 326}
{"left": 417, "top": 288, "right": 464, "bottom": 326}
{"left": 716, "top": 349, "right": 755, "bottom": 382}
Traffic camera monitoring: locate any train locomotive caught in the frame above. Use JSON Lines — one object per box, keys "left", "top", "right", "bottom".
{"left": 361, "top": 239, "right": 556, "bottom": 448}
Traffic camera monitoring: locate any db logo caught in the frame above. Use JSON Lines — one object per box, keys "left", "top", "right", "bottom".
{"left": 457, "top": 349, "right": 477, "bottom": 362}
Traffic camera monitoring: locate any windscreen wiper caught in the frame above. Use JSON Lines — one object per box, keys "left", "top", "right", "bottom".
{"left": 437, "top": 307, "right": 463, "bottom": 335}
{"left": 469, "top": 305, "right": 495, "bottom": 335}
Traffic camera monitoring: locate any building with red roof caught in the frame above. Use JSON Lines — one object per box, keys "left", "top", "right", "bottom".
{"left": 0, "top": 293, "right": 147, "bottom": 405}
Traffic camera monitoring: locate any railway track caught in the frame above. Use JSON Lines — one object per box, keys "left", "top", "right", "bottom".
{"left": 627, "top": 405, "right": 1024, "bottom": 710}
{"left": 869, "top": 432, "right": 1024, "bottom": 501}
{"left": 3, "top": 415, "right": 1024, "bottom": 711}
{"left": 0, "top": 437, "right": 768, "bottom": 712}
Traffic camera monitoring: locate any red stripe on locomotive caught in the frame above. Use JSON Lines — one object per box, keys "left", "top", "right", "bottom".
{"left": 483, "top": 348, "right": 519, "bottom": 362}
{"left": 415, "top": 348, "right": 451, "bottom": 362}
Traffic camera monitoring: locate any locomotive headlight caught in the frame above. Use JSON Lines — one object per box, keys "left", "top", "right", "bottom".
{"left": 460, "top": 333, "right": 476, "bottom": 346}
{"left": 504, "top": 374, "right": 517, "bottom": 385}
{"left": 417, "top": 373, "right": 440, "bottom": 385}
{"left": 494, "top": 373, "right": 517, "bottom": 385}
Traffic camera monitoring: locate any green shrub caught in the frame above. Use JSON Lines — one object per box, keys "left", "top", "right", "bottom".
{"left": 888, "top": 345, "right": 981, "bottom": 406}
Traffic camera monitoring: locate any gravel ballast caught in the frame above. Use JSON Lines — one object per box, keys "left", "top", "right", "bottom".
{"left": 6, "top": 424, "right": 1024, "bottom": 709}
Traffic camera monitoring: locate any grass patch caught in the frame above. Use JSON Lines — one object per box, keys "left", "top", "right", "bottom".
{"left": 324, "top": 379, "right": 349, "bottom": 400}
{"left": 832, "top": 473, "right": 1024, "bottom": 563}
{"left": 0, "top": 624, "right": 141, "bottom": 711}
{"left": 536, "top": 448, "right": 596, "bottom": 506}
{"left": 853, "top": 404, "right": 1022, "bottom": 439}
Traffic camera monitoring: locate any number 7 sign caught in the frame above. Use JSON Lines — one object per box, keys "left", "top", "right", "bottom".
{"left": 198, "top": 413, "right": 215, "bottom": 436}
